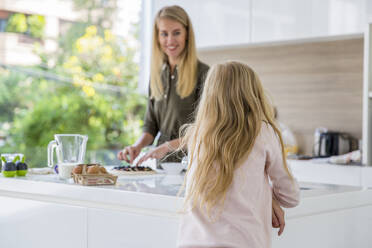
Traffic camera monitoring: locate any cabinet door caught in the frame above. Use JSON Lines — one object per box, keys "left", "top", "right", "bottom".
{"left": 88, "top": 208, "right": 179, "bottom": 248}
{"left": 272, "top": 205, "right": 372, "bottom": 248}
{"left": 152, "top": 0, "right": 251, "bottom": 48}
{"left": 0, "top": 196, "right": 87, "bottom": 248}
{"left": 366, "top": 0, "right": 372, "bottom": 23}
{"left": 252, "top": 0, "right": 365, "bottom": 43}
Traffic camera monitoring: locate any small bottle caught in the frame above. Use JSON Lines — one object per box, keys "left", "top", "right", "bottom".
{"left": 181, "top": 156, "right": 188, "bottom": 173}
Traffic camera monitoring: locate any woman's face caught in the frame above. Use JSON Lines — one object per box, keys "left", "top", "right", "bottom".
{"left": 157, "top": 18, "right": 187, "bottom": 64}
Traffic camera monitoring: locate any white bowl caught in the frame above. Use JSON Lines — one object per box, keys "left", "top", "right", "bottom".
{"left": 161, "top": 162, "right": 184, "bottom": 175}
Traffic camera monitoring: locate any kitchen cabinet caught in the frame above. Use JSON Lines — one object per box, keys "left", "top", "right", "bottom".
{"left": 152, "top": 0, "right": 251, "bottom": 48}
{"left": 251, "top": 0, "right": 366, "bottom": 43}
{"left": 150, "top": 0, "right": 368, "bottom": 48}
{"left": 0, "top": 196, "right": 87, "bottom": 248}
{"left": 87, "top": 208, "right": 179, "bottom": 248}
{"left": 272, "top": 205, "right": 372, "bottom": 248}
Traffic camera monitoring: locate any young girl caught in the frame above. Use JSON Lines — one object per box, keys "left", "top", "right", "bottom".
{"left": 177, "top": 61, "right": 300, "bottom": 248}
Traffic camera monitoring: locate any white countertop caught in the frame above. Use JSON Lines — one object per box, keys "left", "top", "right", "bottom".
{"left": 288, "top": 159, "right": 372, "bottom": 187}
{"left": 2, "top": 165, "right": 372, "bottom": 248}
{"left": 0, "top": 169, "right": 371, "bottom": 219}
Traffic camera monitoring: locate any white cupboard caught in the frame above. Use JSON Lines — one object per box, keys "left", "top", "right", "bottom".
{"left": 251, "top": 0, "right": 366, "bottom": 42}
{"left": 272, "top": 205, "right": 372, "bottom": 248}
{"left": 150, "top": 0, "right": 370, "bottom": 47}
{"left": 87, "top": 208, "right": 179, "bottom": 248}
{"left": 0, "top": 196, "right": 87, "bottom": 248}
{"left": 152, "top": 0, "right": 252, "bottom": 48}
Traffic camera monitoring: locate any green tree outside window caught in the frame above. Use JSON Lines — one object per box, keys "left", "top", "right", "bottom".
{"left": 5, "top": 13, "right": 45, "bottom": 39}
{"left": 5, "top": 13, "right": 27, "bottom": 33}
{"left": 27, "top": 15, "right": 46, "bottom": 39}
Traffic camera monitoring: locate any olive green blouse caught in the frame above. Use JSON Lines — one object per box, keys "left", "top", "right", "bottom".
{"left": 143, "top": 60, "right": 209, "bottom": 160}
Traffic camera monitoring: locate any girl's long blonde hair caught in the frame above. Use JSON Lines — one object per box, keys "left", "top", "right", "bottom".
{"left": 181, "top": 61, "right": 292, "bottom": 218}
{"left": 150, "top": 5, "right": 198, "bottom": 100}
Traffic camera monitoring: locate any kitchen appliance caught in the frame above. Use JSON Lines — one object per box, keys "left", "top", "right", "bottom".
{"left": 313, "top": 129, "right": 357, "bottom": 157}
{"left": 47, "top": 134, "right": 88, "bottom": 179}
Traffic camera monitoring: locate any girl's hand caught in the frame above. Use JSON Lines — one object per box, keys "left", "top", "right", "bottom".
{"left": 136, "top": 143, "right": 170, "bottom": 165}
{"left": 272, "top": 198, "right": 285, "bottom": 236}
{"left": 117, "top": 145, "right": 141, "bottom": 164}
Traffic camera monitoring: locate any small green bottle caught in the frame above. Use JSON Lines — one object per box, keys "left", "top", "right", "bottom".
{"left": 16, "top": 156, "right": 28, "bottom": 176}
{"left": 1, "top": 156, "right": 17, "bottom": 177}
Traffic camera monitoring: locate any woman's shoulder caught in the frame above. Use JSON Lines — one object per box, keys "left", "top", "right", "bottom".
{"left": 197, "top": 60, "right": 210, "bottom": 74}
{"left": 195, "top": 60, "right": 210, "bottom": 86}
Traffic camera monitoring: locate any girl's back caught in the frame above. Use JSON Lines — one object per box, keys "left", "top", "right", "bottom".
{"left": 177, "top": 61, "right": 300, "bottom": 248}
{"left": 177, "top": 123, "right": 299, "bottom": 248}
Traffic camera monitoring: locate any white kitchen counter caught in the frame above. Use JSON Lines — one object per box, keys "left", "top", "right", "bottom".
{"left": 0, "top": 170, "right": 372, "bottom": 248}
{"left": 289, "top": 159, "right": 372, "bottom": 187}
{"left": 0, "top": 172, "right": 366, "bottom": 216}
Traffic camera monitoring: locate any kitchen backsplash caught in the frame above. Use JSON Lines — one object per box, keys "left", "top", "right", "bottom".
{"left": 198, "top": 37, "right": 363, "bottom": 155}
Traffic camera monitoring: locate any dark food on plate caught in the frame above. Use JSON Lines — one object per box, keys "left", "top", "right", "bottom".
{"left": 113, "top": 165, "right": 154, "bottom": 172}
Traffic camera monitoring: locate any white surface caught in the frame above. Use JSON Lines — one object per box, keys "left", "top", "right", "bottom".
{"left": 152, "top": 0, "right": 252, "bottom": 48}
{"left": 0, "top": 196, "right": 87, "bottom": 248}
{"left": 88, "top": 208, "right": 179, "bottom": 248}
{"left": 289, "top": 159, "right": 372, "bottom": 187}
{"left": 251, "top": 0, "right": 365, "bottom": 43}
{"left": 150, "top": 0, "right": 368, "bottom": 48}
{"left": 273, "top": 205, "right": 372, "bottom": 248}
{"left": 161, "top": 162, "right": 184, "bottom": 175}
{"left": 0, "top": 172, "right": 372, "bottom": 247}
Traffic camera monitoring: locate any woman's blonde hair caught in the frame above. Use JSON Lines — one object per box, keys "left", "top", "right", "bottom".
{"left": 150, "top": 5, "right": 198, "bottom": 100}
{"left": 181, "top": 61, "right": 292, "bottom": 218}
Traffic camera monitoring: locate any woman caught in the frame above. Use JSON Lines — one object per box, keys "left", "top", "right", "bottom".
{"left": 117, "top": 5, "right": 209, "bottom": 164}
{"left": 177, "top": 61, "right": 300, "bottom": 248}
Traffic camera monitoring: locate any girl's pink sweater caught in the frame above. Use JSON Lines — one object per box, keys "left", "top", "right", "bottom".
{"left": 177, "top": 123, "right": 300, "bottom": 248}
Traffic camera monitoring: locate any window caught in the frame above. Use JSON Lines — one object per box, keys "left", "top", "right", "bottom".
{"left": 0, "top": 0, "right": 143, "bottom": 167}
{"left": 0, "top": 19, "right": 7, "bottom": 32}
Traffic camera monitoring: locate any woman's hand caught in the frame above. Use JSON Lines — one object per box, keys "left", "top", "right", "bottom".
{"left": 272, "top": 198, "right": 285, "bottom": 236}
{"left": 136, "top": 143, "right": 170, "bottom": 165}
{"left": 117, "top": 145, "right": 142, "bottom": 164}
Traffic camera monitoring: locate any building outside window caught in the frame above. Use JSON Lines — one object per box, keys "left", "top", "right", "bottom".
{"left": 0, "top": 18, "right": 7, "bottom": 32}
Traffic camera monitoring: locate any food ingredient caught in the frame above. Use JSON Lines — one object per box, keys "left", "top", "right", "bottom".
{"left": 16, "top": 156, "right": 28, "bottom": 176}
{"left": 72, "top": 166, "right": 83, "bottom": 174}
{"left": 113, "top": 165, "right": 154, "bottom": 172}
{"left": 87, "top": 165, "right": 100, "bottom": 174}
{"left": 72, "top": 164, "right": 108, "bottom": 175}
{"left": 99, "top": 167, "right": 107, "bottom": 173}
{"left": 1, "top": 156, "right": 17, "bottom": 177}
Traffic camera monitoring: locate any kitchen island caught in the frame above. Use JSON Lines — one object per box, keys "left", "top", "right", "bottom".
{"left": 0, "top": 171, "right": 371, "bottom": 248}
